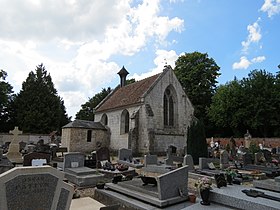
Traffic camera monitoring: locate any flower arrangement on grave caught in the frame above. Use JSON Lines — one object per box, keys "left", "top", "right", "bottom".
{"left": 116, "top": 163, "right": 129, "bottom": 171}
{"left": 225, "top": 168, "right": 237, "bottom": 178}
{"left": 225, "top": 168, "right": 237, "bottom": 185}
{"left": 195, "top": 176, "right": 212, "bottom": 205}
{"left": 194, "top": 176, "right": 212, "bottom": 191}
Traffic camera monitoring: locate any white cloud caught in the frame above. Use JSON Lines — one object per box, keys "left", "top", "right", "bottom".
{"left": 241, "top": 18, "right": 262, "bottom": 53}
{"left": 0, "top": 0, "right": 184, "bottom": 118}
{"left": 131, "top": 49, "right": 179, "bottom": 80}
{"left": 232, "top": 56, "right": 251, "bottom": 70}
{"left": 232, "top": 55, "right": 266, "bottom": 70}
{"left": 260, "top": 0, "right": 280, "bottom": 18}
{"left": 251, "top": 56, "right": 266, "bottom": 63}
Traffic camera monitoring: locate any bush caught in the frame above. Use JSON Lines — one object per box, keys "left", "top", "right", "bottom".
{"left": 187, "top": 117, "right": 208, "bottom": 164}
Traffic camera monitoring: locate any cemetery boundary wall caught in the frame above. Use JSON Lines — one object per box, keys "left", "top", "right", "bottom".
{"left": 207, "top": 137, "right": 280, "bottom": 148}
{"left": 0, "top": 133, "right": 50, "bottom": 145}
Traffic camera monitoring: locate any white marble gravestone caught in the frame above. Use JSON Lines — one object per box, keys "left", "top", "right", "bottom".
{"left": 6, "top": 127, "right": 23, "bottom": 163}
{"left": 0, "top": 165, "right": 74, "bottom": 210}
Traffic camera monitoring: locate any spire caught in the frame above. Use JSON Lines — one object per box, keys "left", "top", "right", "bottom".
{"left": 117, "top": 66, "right": 129, "bottom": 87}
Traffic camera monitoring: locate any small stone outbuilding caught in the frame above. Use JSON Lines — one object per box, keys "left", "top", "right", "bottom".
{"left": 61, "top": 120, "right": 109, "bottom": 153}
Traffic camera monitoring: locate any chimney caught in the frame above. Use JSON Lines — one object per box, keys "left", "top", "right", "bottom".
{"left": 117, "top": 66, "right": 129, "bottom": 87}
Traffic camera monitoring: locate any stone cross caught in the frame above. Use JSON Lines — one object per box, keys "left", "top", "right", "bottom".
{"left": 9, "top": 126, "right": 22, "bottom": 143}
{"left": 6, "top": 126, "right": 23, "bottom": 163}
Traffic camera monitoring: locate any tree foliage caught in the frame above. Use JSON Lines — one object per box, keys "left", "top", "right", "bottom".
{"left": 76, "top": 87, "right": 112, "bottom": 120}
{"left": 187, "top": 118, "right": 208, "bottom": 164}
{"left": 208, "top": 69, "right": 280, "bottom": 137}
{"left": 0, "top": 70, "right": 15, "bottom": 132}
{"left": 13, "top": 64, "right": 70, "bottom": 133}
{"left": 174, "top": 52, "right": 220, "bottom": 123}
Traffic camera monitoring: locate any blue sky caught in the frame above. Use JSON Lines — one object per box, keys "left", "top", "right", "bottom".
{"left": 1, "top": 0, "right": 279, "bottom": 118}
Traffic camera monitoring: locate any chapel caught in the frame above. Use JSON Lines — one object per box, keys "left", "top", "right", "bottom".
{"left": 94, "top": 65, "right": 194, "bottom": 154}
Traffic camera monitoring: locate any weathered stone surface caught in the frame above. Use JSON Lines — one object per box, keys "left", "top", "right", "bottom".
{"left": 0, "top": 166, "right": 73, "bottom": 210}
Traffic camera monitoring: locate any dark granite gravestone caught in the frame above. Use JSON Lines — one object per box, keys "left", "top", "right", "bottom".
{"left": 220, "top": 150, "right": 230, "bottom": 169}
{"left": 19, "top": 141, "right": 27, "bottom": 153}
{"left": 215, "top": 173, "right": 227, "bottom": 188}
{"left": 23, "top": 152, "right": 51, "bottom": 166}
{"left": 242, "top": 153, "right": 253, "bottom": 165}
{"left": 0, "top": 166, "right": 73, "bottom": 210}
{"left": 262, "top": 149, "right": 272, "bottom": 163}
{"left": 96, "top": 147, "right": 110, "bottom": 168}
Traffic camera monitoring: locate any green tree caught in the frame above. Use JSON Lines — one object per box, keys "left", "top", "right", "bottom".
{"left": 241, "top": 70, "right": 278, "bottom": 137}
{"left": 76, "top": 87, "right": 111, "bottom": 120}
{"left": 187, "top": 118, "right": 208, "bottom": 164}
{"left": 14, "top": 64, "right": 70, "bottom": 133}
{"left": 174, "top": 52, "right": 220, "bottom": 131}
{"left": 207, "top": 78, "right": 247, "bottom": 136}
{"left": 0, "top": 70, "right": 15, "bottom": 132}
{"left": 208, "top": 69, "right": 279, "bottom": 137}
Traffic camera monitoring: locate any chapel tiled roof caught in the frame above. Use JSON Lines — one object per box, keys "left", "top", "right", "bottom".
{"left": 62, "top": 120, "right": 106, "bottom": 130}
{"left": 95, "top": 73, "right": 161, "bottom": 112}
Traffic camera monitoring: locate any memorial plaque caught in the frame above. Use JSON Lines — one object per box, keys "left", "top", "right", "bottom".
{"left": 6, "top": 174, "right": 58, "bottom": 210}
{"left": 0, "top": 166, "right": 74, "bottom": 210}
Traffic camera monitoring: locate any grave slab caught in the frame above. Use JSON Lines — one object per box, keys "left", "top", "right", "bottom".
{"left": 63, "top": 152, "right": 104, "bottom": 187}
{"left": 105, "top": 166, "right": 189, "bottom": 207}
{"left": 210, "top": 185, "right": 280, "bottom": 210}
{"left": 0, "top": 165, "right": 73, "bottom": 210}
{"left": 117, "top": 148, "right": 143, "bottom": 168}
{"left": 253, "top": 178, "right": 280, "bottom": 192}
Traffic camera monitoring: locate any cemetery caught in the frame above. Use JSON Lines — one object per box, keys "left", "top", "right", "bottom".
{"left": 0, "top": 126, "right": 280, "bottom": 210}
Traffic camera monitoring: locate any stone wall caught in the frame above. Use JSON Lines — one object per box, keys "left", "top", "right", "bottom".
{"left": 207, "top": 137, "right": 280, "bottom": 148}
{"left": 0, "top": 133, "right": 50, "bottom": 145}
{"left": 61, "top": 128, "right": 109, "bottom": 154}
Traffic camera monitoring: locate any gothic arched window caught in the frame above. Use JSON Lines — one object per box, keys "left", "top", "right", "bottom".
{"left": 164, "top": 88, "right": 175, "bottom": 127}
{"left": 120, "top": 109, "right": 129, "bottom": 134}
{"left": 101, "top": 114, "right": 108, "bottom": 125}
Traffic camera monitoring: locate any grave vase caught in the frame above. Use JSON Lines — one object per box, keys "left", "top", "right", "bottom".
{"left": 200, "top": 188, "right": 210, "bottom": 205}
{"left": 226, "top": 174, "right": 233, "bottom": 185}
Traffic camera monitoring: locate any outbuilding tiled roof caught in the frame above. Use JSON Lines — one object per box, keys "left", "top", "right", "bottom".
{"left": 62, "top": 120, "right": 106, "bottom": 130}
{"left": 95, "top": 73, "right": 161, "bottom": 112}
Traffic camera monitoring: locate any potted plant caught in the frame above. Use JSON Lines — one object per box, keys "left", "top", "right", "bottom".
{"left": 195, "top": 176, "right": 212, "bottom": 205}
{"left": 225, "top": 168, "right": 237, "bottom": 185}
{"left": 96, "top": 181, "right": 106, "bottom": 189}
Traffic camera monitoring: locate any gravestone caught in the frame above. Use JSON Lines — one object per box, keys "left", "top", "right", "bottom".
{"left": 117, "top": 148, "right": 143, "bottom": 168}
{"left": 19, "top": 141, "right": 27, "bottom": 153}
{"left": 96, "top": 147, "right": 110, "bottom": 168}
{"left": 0, "top": 166, "right": 73, "bottom": 210}
{"left": 105, "top": 165, "right": 189, "bottom": 207}
{"left": 244, "top": 130, "right": 252, "bottom": 148}
{"left": 0, "top": 149, "right": 14, "bottom": 174}
{"left": 276, "top": 147, "right": 280, "bottom": 154}
{"left": 254, "top": 152, "right": 264, "bottom": 165}
{"left": 144, "top": 155, "right": 158, "bottom": 167}
{"left": 183, "top": 154, "right": 194, "bottom": 171}
{"left": 6, "top": 127, "right": 23, "bottom": 164}
{"left": 118, "top": 148, "right": 133, "bottom": 162}
{"left": 262, "top": 149, "right": 272, "bottom": 163}
{"left": 63, "top": 152, "right": 104, "bottom": 187}
{"left": 242, "top": 153, "right": 253, "bottom": 165}
{"left": 253, "top": 176, "right": 280, "bottom": 192}
{"left": 23, "top": 152, "right": 51, "bottom": 166}
{"left": 220, "top": 150, "right": 230, "bottom": 169}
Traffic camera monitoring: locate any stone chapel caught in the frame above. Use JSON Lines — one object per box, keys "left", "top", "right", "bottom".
{"left": 94, "top": 65, "right": 194, "bottom": 155}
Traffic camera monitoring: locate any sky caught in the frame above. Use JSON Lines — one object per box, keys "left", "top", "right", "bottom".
{"left": 1, "top": 0, "right": 279, "bottom": 119}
